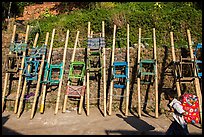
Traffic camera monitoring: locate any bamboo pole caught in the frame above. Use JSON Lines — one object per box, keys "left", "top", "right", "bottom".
{"left": 187, "top": 29, "right": 202, "bottom": 124}
{"left": 153, "top": 28, "right": 158, "bottom": 118}
{"left": 86, "top": 51, "right": 90, "bottom": 115}
{"left": 79, "top": 75, "right": 86, "bottom": 114}
{"left": 170, "top": 32, "right": 181, "bottom": 97}
{"left": 102, "top": 21, "right": 107, "bottom": 117}
{"left": 108, "top": 24, "right": 116, "bottom": 115}
{"left": 2, "top": 25, "right": 16, "bottom": 112}
{"left": 125, "top": 24, "right": 130, "bottom": 116}
{"left": 14, "top": 25, "right": 30, "bottom": 114}
{"left": 71, "top": 31, "right": 80, "bottom": 62}
{"left": 137, "top": 28, "right": 141, "bottom": 118}
{"left": 40, "top": 29, "right": 55, "bottom": 113}
{"left": 54, "top": 30, "right": 70, "bottom": 114}
{"left": 86, "top": 22, "right": 91, "bottom": 116}
{"left": 62, "top": 31, "right": 80, "bottom": 113}
{"left": 30, "top": 32, "right": 49, "bottom": 119}
{"left": 17, "top": 33, "right": 39, "bottom": 118}
{"left": 77, "top": 30, "right": 84, "bottom": 115}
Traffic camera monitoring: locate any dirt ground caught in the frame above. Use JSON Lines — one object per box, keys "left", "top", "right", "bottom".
{"left": 2, "top": 107, "right": 202, "bottom": 135}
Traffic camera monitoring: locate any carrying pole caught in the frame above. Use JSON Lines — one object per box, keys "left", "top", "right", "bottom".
{"left": 187, "top": 29, "right": 202, "bottom": 124}
{"left": 170, "top": 32, "right": 181, "bottom": 97}
{"left": 102, "top": 21, "right": 107, "bottom": 117}
{"left": 2, "top": 25, "right": 16, "bottom": 112}
{"left": 54, "top": 30, "right": 70, "bottom": 114}
{"left": 108, "top": 24, "right": 116, "bottom": 115}
{"left": 137, "top": 28, "right": 142, "bottom": 118}
{"left": 125, "top": 24, "right": 130, "bottom": 116}
{"left": 153, "top": 28, "right": 158, "bottom": 118}
{"left": 14, "top": 25, "right": 30, "bottom": 114}
{"left": 39, "top": 29, "right": 55, "bottom": 113}
{"left": 17, "top": 33, "right": 39, "bottom": 118}
{"left": 30, "top": 32, "right": 49, "bottom": 119}
{"left": 62, "top": 31, "right": 80, "bottom": 113}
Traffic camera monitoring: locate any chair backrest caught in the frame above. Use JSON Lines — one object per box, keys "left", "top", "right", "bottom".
{"left": 87, "top": 37, "right": 105, "bottom": 49}
{"left": 9, "top": 42, "right": 27, "bottom": 53}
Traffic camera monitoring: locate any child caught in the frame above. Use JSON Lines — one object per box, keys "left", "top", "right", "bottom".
{"left": 165, "top": 90, "right": 189, "bottom": 135}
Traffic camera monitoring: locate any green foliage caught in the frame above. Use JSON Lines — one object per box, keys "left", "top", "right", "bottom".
{"left": 27, "top": 2, "right": 202, "bottom": 48}
{"left": 39, "top": 8, "right": 54, "bottom": 19}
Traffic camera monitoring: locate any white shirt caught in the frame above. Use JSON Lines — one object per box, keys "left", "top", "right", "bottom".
{"left": 169, "top": 98, "right": 187, "bottom": 128}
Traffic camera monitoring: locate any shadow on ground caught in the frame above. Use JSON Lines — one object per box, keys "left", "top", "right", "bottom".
{"left": 2, "top": 115, "right": 22, "bottom": 135}
{"left": 105, "top": 114, "right": 164, "bottom": 135}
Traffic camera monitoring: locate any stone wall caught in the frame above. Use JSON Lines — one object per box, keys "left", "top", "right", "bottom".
{"left": 2, "top": 46, "right": 197, "bottom": 115}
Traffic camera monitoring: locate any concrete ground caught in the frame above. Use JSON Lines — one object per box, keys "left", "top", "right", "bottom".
{"left": 2, "top": 107, "right": 202, "bottom": 135}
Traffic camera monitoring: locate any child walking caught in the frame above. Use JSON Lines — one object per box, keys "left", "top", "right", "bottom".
{"left": 165, "top": 90, "right": 189, "bottom": 135}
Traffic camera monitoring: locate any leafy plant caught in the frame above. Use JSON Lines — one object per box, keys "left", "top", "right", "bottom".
{"left": 26, "top": 2, "right": 201, "bottom": 49}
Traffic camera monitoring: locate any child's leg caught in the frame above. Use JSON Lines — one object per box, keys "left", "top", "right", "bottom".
{"left": 182, "top": 124, "right": 189, "bottom": 135}
{"left": 166, "top": 121, "right": 178, "bottom": 135}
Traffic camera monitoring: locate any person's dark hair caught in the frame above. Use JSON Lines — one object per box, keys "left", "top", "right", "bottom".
{"left": 164, "top": 89, "right": 177, "bottom": 100}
